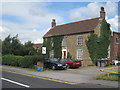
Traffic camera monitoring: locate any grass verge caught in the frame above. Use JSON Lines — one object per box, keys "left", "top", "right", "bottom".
{"left": 95, "top": 73, "right": 120, "bottom": 81}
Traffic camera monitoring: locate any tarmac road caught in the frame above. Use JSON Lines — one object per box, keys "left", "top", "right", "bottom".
{"left": 1, "top": 71, "right": 115, "bottom": 88}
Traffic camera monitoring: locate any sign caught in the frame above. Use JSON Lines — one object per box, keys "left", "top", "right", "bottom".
{"left": 42, "top": 47, "right": 46, "bottom": 54}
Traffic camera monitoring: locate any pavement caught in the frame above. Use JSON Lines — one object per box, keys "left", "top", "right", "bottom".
{"left": 1, "top": 65, "right": 119, "bottom": 88}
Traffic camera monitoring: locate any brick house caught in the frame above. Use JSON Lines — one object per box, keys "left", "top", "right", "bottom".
{"left": 110, "top": 32, "right": 120, "bottom": 60}
{"left": 33, "top": 43, "right": 43, "bottom": 50}
{"left": 43, "top": 7, "right": 107, "bottom": 65}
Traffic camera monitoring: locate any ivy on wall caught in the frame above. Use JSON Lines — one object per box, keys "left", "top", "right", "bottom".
{"left": 53, "top": 36, "right": 63, "bottom": 58}
{"left": 43, "top": 37, "right": 52, "bottom": 58}
{"left": 86, "top": 19, "right": 111, "bottom": 64}
{"left": 43, "top": 35, "right": 63, "bottom": 59}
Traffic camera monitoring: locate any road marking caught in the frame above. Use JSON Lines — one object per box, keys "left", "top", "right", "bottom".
{"left": 1, "top": 78, "right": 30, "bottom": 88}
{"left": 2, "top": 69, "right": 77, "bottom": 85}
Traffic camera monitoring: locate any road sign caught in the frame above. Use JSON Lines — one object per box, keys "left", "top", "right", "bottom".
{"left": 42, "top": 47, "right": 46, "bottom": 54}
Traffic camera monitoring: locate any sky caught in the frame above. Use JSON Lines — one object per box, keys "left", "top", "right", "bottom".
{"left": 0, "top": 0, "right": 119, "bottom": 44}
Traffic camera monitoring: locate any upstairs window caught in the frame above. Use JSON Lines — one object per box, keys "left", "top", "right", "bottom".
{"left": 116, "top": 37, "right": 120, "bottom": 44}
{"left": 62, "top": 36, "right": 67, "bottom": 46}
{"left": 77, "top": 35, "right": 83, "bottom": 45}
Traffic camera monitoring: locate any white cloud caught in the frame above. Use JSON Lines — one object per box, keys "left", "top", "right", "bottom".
{"left": 69, "top": 2, "right": 117, "bottom": 20}
{"left": 107, "top": 16, "right": 118, "bottom": 32}
{"left": 1, "top": 22, "right": 49, "bottom": 44}
{"left": 69, "top": 2, "right": 118, "bottom": 32}
{"left": 0, "top": 2, "right": 64, "bottom": 43}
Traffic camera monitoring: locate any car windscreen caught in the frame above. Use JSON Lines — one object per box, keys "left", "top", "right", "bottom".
{"left": 60, "top": 59, "right": 67, "bottom": 62}
{"left": 50, "top": 58, "right": 58, "bottom": 62}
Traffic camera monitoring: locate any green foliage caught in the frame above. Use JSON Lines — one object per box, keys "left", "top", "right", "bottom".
{"left": 99, "top": 19, "right": 111, "bottom": 58}
{"left": 2, "top": 35, "right": 38, "bottom": 56}
{"left": 20, "top": 56, "right": 34, "bottom": 68}
{"left": 53, "top": 36, "right": 63, "bottom": 58}
{"left": 96, "top": 73, "right": 119, "bottom": 81}
{"left": 86, "top": 19, "right": 111, "bottom": 65}
{"left": 43, "top": 38, "right": 52, "bottom": 58}
{"left": 67, "top": 52, "right": 72, "bottom": 59}
{"left": 43, "top": 36, "right": 63, "bottom": 59}
{"left": 2, "top": 35, "right": 13, "bottom": 55}
{"left": 20, "top": 55, "right": 44, "bottom": 68}
{"left": 86, "top": 34, "right": 99, "bottom": 64}
{"left": 22, "top": 41, "right": 35, "bottom": 56}
{"left": 2, "top": 55, "right": 23, "bottom": 67}
{"left": 2, "top": 54, "right": 44, "bottom": 68}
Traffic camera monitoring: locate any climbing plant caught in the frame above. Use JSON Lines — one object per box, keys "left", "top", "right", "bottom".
{"left": 53, "top": 35, "right": 63, "bottom": 58}
{"left": 86, "top": 19, "right": 111, "bottom": 64}
{"left": 43, "top": 37, "right": 52, "bottom": 58}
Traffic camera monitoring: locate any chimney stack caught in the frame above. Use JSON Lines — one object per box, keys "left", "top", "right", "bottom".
{"left": 51, "top": 19, "right": 56, "bottom": 27}
{"left": 100, "top": 7, "right": 105, "bottom": 19}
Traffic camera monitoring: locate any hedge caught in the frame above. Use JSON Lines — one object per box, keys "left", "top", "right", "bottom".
{"left": 2, "top": 55, "right": 44, "bottom": 68}
{"left": 2, "top": 55, "right": 23, "bottom": 67}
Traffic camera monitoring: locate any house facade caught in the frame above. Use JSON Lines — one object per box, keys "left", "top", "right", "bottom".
{"left": 43, "top": 7, "right": 106, "bottom": 65}
{"left": 110, "top": 32, "right": 120, "bottom": 60}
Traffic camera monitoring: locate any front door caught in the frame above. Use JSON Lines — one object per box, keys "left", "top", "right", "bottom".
{"left": 63, "top": 51, "right": 66, "bottom": 59}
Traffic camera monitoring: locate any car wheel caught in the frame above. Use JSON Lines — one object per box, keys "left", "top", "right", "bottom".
{"left": 66, "top": 64, "right": 70, "bottom": 69}
{"left": 52, "top": 65, "right": 56, "bottom": 70}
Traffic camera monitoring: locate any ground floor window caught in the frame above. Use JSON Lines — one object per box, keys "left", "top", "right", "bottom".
{"left": 77, "top": 49, "right": 83, "bottom": 60}
{"left": 50, "top": 50, "right": 54, "bottom": 58}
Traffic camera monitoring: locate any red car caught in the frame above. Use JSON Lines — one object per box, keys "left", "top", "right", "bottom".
{"left": 59, "top": 59, "right": 82, "bottom": 68}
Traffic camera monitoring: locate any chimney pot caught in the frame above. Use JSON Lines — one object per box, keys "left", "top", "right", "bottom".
{"left": 100, "top": 7, "right": 105, "bottom": 19}
{"left": 51, "top": 19, "right": 56, "bottom": 27}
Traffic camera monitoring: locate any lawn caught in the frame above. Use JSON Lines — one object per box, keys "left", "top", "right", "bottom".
{"left": 95, "top": 73, "right": 120, "bottom": 81}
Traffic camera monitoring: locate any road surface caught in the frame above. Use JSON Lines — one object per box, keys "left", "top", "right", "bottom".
{"left": 1, "top": 71, "right": 116, "bottom": 88}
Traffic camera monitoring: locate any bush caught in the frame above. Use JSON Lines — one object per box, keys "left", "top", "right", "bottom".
{"left": 20, "top": 55, "right": 44, "bottom": 68}
{"left": 2, "top": 55, "right": 23, "bottom": 66}
{"left": 20, "top": 56, "right": 34, "bottom": 68}
{"left": 2, "top": 54, "right": 44, "bottom": 69}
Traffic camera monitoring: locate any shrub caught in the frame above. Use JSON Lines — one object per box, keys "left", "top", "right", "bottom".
{"left": 19, "top": 55, "right": 44, "bottom": 68}
{"left": 20, "top": 56, "right": 34, "bottom": 68}
{"left": 2, "top": 55, "right": 23, "bottom": 66}
{"left": 2, "top": 54, "right": 44, "bottom": 69}
{"left": 32, "top": 55, "right": 44, "bottom": 65}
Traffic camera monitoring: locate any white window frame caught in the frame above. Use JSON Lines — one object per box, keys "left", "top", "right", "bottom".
{"left": 116, "top": 37, "right": 120, "bottom": 44}
{"left": 77, "top": 48, "right": 83, "bottom": 60}
{"left": 77, "top": 35, "right": 83, "bottom": 46}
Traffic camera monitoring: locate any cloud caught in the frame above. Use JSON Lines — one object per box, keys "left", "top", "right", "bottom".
{"left": 0, "top": 2, "right": 64, "bottom": 43}
{"left": 69, "top": 2, "right": 117, "bottom": 20}
{"left": 69, "top": 2, "right": 118, "bottom": 32}
{"left": 1, "top": 21, "right": 49, "bottom": 44}
{"left": 107, "top": 16, "right": 118, "bottom": 32}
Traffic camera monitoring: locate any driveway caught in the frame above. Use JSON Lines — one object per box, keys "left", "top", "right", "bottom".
{"left": 1, "top": 66, "right": 119, "bottom": 88}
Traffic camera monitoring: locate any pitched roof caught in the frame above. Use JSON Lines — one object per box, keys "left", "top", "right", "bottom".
{"left": 33, "top": 43, "right": 43, "bottom": 47}
{"left": 44, "top": 17, "right": 101, "bottom": 38}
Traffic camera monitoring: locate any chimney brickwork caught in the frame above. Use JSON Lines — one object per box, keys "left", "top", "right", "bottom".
{"left": 51, "top": 19, "right": 56, "bottom": 27}
{"left": 100, "top": 7, "right": 105, "bottom": 19}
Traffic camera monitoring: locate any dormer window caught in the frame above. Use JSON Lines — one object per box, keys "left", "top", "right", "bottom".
{"left": 77, "top": 35, "right": 83, "bottom": 46}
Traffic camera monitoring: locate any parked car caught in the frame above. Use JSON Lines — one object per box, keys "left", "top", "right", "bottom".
{"left": 110, "top": 60, "right": 120, "bottom": 66}
{"left": 59, "top": 59, "right": 82, "bottom": 68}
{"left": 44, "top": 58, "right": 68, "bottom": 70}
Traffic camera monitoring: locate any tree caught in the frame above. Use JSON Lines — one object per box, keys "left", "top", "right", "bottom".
{"left": 2, "top": 35, "right": 23, "bottom": 55}
{"left": 11, "top": 34, "right": 23, "bottom": 55}
{"left": 2, "top": 35, "right": 12, "bottom": 55}
{"left": 23, "top": 41, "right": 35, "bottom": 55}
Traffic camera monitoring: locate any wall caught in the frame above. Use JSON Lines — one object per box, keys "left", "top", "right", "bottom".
{"left": 110, "top": 32, "right": 120, "bottom": 60}
{"left": 66, "top": 33, "right": 93, "bottom": 65}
